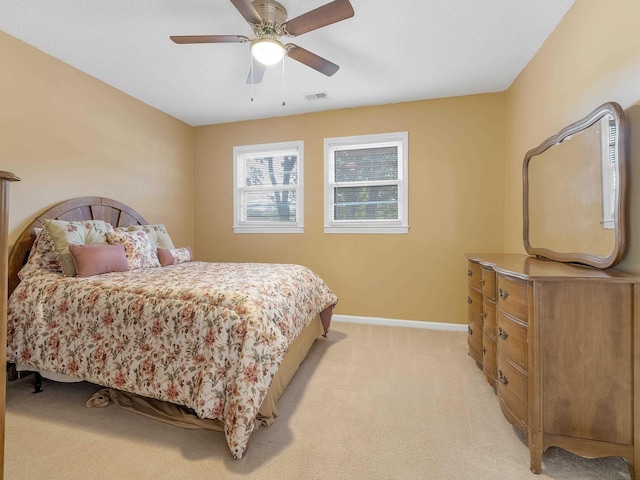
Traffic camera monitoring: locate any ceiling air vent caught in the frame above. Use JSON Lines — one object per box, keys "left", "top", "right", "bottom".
{"left": 304, "top": 92, "right": 329, "bottom": 101}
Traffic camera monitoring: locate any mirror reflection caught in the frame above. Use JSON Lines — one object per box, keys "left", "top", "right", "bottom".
{"left": 523, "top": 102, "right": 626, "bottom": 269}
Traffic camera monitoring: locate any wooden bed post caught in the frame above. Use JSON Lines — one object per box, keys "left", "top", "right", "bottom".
{"left": 0, "top": 171, "right": 20, "bottom": 480}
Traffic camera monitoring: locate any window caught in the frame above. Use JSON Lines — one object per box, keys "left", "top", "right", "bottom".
{"left": 324, "top": 132, "right": 408, "bottom": 234}
{"left": 600, "top": 115, "right": 617, "bottom": 230}
{"left": 233, "top": 141, "right": 303, "bottom": 233}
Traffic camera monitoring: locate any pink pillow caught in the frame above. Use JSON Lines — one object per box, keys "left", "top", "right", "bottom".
{"left": 69, "top": 244, "right": 130, "bottom": 277}
{"left": 157, "top": 247, "right": 193, "bottom": 267}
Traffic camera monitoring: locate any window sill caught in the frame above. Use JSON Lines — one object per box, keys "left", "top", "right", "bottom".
{"left": 233, "top": 226, "right": 304, "bottom": 234}
{"left": 324, "top": 225, "right": 409, "bottom": 234}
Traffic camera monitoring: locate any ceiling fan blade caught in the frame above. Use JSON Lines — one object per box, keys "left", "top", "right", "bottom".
{"left": 247, "top": 62, "right": 266, "bottom": 84}
{"left": 286, "top": 44, "right": 339, "bottom": 76}
{"left": 283, "top": 0, "right": 354, "bottom": 36}
{"left": 230, "top": 0, "right": 263, "bottom": 25}
{"left": 170, "top": 35, "right": 249, "bottom": 44}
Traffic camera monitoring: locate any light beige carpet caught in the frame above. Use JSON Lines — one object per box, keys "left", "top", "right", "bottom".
{"left": 5, "top": 322, "right": 632, "bottom": 480}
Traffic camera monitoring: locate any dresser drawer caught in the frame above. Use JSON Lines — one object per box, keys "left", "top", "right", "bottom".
{"left": 468, "top": 317, "right": 483, "bottom": 363}
{"left": 481, "top": 267, "right": 496, "bottom": 300}
{"left": 467, "top": 261, "right": 482, "bottom": 292}
{"left": 496, "top": 310, "right": 528, "bottom": 370}
{"left": 497, "top": 275, "right": 528, "bottom": 321}
{"left": 482, "top": 332, "right": 497, "bottom": 385}
{"left": 467, "top": 287, "right": 483, "bottom": 323}
{"left": 498, "top": 390, "right": 527, "bottom": 436}
{"left": 496, "top": 353, "right": 528, "bottom": 427}
{"left": 482, "top": 298, "right": 496, "bottom": 337}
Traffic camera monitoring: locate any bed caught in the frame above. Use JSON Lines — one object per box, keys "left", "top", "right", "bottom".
{"left": 5, "top": 197, "right": 337, "bottom": 459}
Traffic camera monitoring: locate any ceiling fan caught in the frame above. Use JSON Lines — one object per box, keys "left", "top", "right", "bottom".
{"left": 170, "top": 0, "right": 355, "bottom": 84}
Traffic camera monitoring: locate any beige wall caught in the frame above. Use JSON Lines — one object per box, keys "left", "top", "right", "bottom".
{"left": 194, "top": 95, "right": 506, "bottom": 323}
{"left": 0, "top": 32, "right": 195, "bottom": 249}
{"left": 10, "top": 0, "right": 640, "bottom": 325}
{"left": 194, "top": 0, "right": 640, "bottom": 323}
{"left": 504, "top": 0, "right": 640, "bottom": 275}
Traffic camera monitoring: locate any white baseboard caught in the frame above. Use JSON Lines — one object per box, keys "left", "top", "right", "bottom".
{"left": 332, "top": 314, "right": 467, "bottom": 332}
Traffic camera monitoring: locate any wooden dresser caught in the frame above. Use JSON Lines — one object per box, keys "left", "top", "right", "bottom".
{"left": 0, "top": 171, "right": 19, "bottom": 480}
{"left": 466, "top": 253, "right": 640, "bottom": 478}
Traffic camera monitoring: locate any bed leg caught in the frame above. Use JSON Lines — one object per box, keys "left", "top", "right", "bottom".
{"left": 33, "top": 372, "right": 43, "bottom": 394}
{"left": 6, "top": 362, "right": 17, "bottom": 381}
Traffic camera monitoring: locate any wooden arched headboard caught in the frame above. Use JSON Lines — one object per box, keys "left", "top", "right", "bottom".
{"left": 8, "top": 197, "right": 147, "bottom": 296}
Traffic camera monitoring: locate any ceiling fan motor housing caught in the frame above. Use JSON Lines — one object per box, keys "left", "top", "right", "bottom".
{"left": 252, "top": 1, "right": 287, "bottom": 31}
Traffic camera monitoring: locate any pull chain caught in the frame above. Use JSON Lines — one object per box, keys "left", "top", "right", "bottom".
{"left": 281, "top": 57, "right": 286, "bottom": 106}
{"left": 250, "top": 53, "right": 255, "bottom": 102}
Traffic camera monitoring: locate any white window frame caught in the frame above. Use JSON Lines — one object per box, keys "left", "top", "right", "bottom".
{"left": 324, "top": 132, "right": 409, "bottom": 234}
{"left": 600, "top": 115, "right": 617, "bottom": 230}
{"left": 233, "top": 140, "right": 304, "bottom": 234}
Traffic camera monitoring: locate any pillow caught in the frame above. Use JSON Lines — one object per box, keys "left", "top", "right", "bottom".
{"left": 43, "top": 219, "right": 114, "bottom": 277}
{"left": 106, "top": 230, "right": 161, "bottom": 270}
{"left": 157, "top": 247, "right": 193, "bottom": 267}
{"left": 17, "top": 228, "right": 62, "bottom": 279}
{"left": 69, "top": 244, "right": 130, "bottom": 277}
{"left": 128, "top": 224, "right": 175, "bottom": 250}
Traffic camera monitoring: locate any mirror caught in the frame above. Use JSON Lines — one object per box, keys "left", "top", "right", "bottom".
{"left": 523, "top": 102, "right": 627, "bottom": 269}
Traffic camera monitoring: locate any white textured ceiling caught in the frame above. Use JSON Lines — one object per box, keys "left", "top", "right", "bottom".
{"left": 0, "top": 0, "right": 574, "bottom": 126}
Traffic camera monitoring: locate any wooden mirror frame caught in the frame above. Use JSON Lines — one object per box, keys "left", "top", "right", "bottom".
{"left": 522, "top": 102, "right": 627, "bottom": 269}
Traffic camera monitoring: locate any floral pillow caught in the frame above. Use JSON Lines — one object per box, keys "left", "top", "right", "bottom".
{"left": 157, "top": 246, "right": 193, "bottom": 267}
{"left": 43, "top": 219, "right": 114, "bottom": 277}
{"left": 106, "top": 230, "right": 161, "bottom": 270}
{"left": 17, "top": 227, "right": 62, "bottom": 280}
{"left": 128, "top": 224, "right": 175, "bottom": 250}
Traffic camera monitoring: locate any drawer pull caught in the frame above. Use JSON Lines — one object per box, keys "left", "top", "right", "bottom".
{"left": 467, "top": 296, "right": 473, "bottom": 304}
{"left": 481, "top": 279, "right": 486, "bottom": 287}
{"left": 468, "top": 269, "right": 473, "bottom": 277}
{"left": 482, "top": 347, "right": 487, "bottom": 355}
{"left": 498, "top": 369, "right": 509, "bottom": 385}
{"left": 498, "top": 327, "right": 509, "bottom": 340}
{"left": 499, "top": 288, "right": 509, "bottom": 300}
{"left": 482, "top": 310, "right": 487, "bottom": 319}
{"left": 468, "top": 326, "right": 473, "bottom": 335}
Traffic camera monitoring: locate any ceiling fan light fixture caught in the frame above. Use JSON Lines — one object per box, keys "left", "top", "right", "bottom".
{"left": 251, "top": 38, "right": 285, "bottom": 65}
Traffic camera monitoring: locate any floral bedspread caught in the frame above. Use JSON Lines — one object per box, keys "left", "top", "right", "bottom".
{"left": 7, "top": 261, "right": 337, "bottom": 459}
